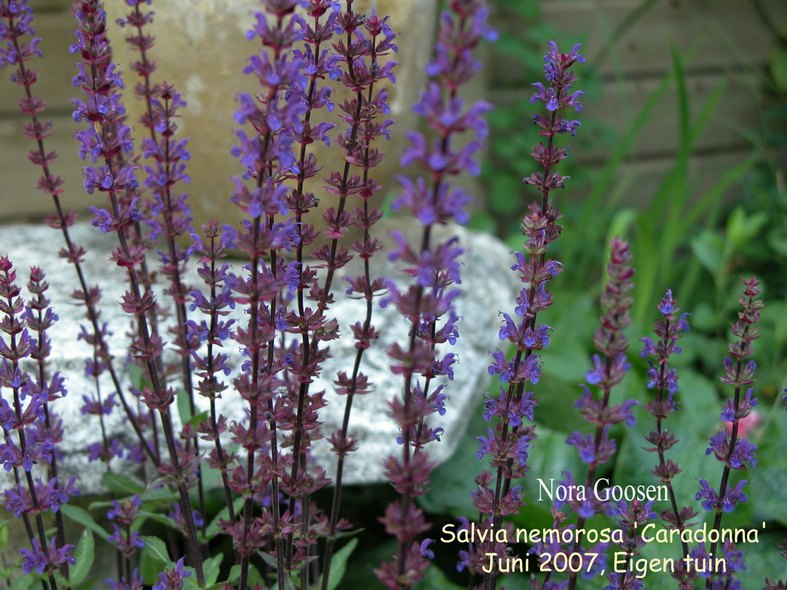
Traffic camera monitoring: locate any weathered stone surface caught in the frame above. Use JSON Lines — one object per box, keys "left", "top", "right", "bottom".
{"left": 0, "top": 220, "right": 519, "bottom": 493}
{"left": 105, "top": 0, "right": 439, "bottom": 232}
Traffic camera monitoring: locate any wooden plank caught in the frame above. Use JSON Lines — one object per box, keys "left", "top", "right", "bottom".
{"left": 491, "top": 0, "right": 787, "bottom": 84}
{"left": 0, "top": 114, "right": 92, "bottom": 221}
{"left": 491, "top": 71, "right": 762, "bottom": 160}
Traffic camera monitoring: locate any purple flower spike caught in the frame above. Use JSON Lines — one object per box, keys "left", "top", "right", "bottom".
{"left": 698, "top": 277, "right": 763, "bottom": 588}
{"left": 560, "top": 238, "right": 636, "bottom": 589}
{"left": 0, "top": 257, "right": 78, "bottom": 584}
{"left": 465, "top": 39, "right": 584, "bottom": 586}
{"left": 640, "top": 289, "right": 697, "bottom": 582}
{"left": 377, "top": 1, "right": 494, "bottom": 587}
{"left": 153, "top": 557, "right": 191, "bottom": 590}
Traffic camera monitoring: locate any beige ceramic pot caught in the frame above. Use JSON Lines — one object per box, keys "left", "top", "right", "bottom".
{"left": 106, "top": 0, "right": 439, "bottom": 230}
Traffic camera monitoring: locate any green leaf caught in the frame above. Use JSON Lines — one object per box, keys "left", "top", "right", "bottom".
{"left": 203, "top": 554, "right": 223, "bottom": 586}
{"left": 9, "top": 575, "right": 36, "bottom": 590}
{"left": 227, "top": 565, "right": 242, "bottom": 584}
{"left": 0, "top": 520, "right": 8, "bottom": 551}
{"left": 177, "top": 388, "right": 192, "bottom": 425}
{"left": 61, "top": 505, "right": 110, "bottom": 541}
{"left": 140, "top": 486, "right": 179, "bottom": 503}
{"left": 768, "top": 230, "right": 787, "bottom": 257}
{"left": 413, "top": 566, "right": 463, "bottom": 590}
{"left": 186, "top": 410, "right": 209, "bottom": 428}
{"left": 327, "top": 538, "right": 358, "bottom": 590}
{"left": 102, "top": 472, "right": 145, "bottom": 496}
{"left": 127, "top": 362, "right": 146, "bottom": 389}
{"left": 770, "top": 46, "right": 787, "bottom": 91}
{"left": 69, "top": 529, "right": 95, "bottom": 586}
{"left": 136, "top": 510, "right": 179, "bottom": 531}
{"left": 726, "top": 207, "right": 768, "bottom": 250}
{"left": 690, "top": 230, "right": 725, "bottom": 278}
{"left": 140, "top": 535, "right": 171, "bottom": 564}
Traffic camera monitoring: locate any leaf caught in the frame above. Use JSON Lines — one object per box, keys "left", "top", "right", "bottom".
{"left": 102, "top": 472, "right": 145, "bottom": 496}
{"left": 203, "top": 554, "right": 224, "bottom": 587}
{"left": 140, "top": 486, "right": 179, "bottom": 503}
{"left": 61, "top": 505, "right": 109, "bottom": 541}
{"left": 327, "top": 538, "right": 358, "bottom": 590}
{"left": 0, "top": 520, "right": 7, "bottom": 551}
{"left": 69, "top": 529, "right": 95, "bottom": 586}
{"left": 413, "top": 566, "right": 463, "bottom": 590}
{"left": 186, "top": 410, "right": 209, "bottom": 428}
{"left": 726, "top": 207, "right": 768, "bottom": 250}
{"left": 690, "top": 230, "right": 725, "bottom": 278}
{"left": 770, "top": 46, "right": 787, "bottom": 91}
{"left": 9, "top": 575, "right": 35, "bottom": 590}
{"left": 127, "top": 363, "right": 145, "bottom": 389}
{"left": 136, "top": 510, "right": 179, "bottom": 531}
{"left": 177, "top": 388, "right": 192, "bottom": 426}
{"left": 140, "top": 535, "right": 171, "bottom": 564}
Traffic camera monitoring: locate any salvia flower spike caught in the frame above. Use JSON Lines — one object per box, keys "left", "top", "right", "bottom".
{"left": 230, "top": 0, "right": 305, "bottom": 587}
{"left": 70, "top": 1, "right": 204, "bottom": 583}
{"left": 464, "top": 40, "right": 583, "bottom": 590}
{"left": 641, "top": 289, "right": 699, "bottom": 586}
{"left": 0, "top": 258, "right": 77, "bottom": 588}
{"left": 1, "top": 0, "right": 157, "bottom": 470}
{"left": 697, "top": 277, "right": 762, "bottom": 588}
{"left": 564, "top": 237, "right": 635, "bottom": 590}
{"left": 376, "top": 1, "right": 494, "bottom": 588}
{"left": 319, "top": 4, "right": 396, "bottom": 588}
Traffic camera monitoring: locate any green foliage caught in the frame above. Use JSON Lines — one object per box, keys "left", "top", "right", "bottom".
{"left": 68, "top": 530, "right": 95, "bottom": 586}
{"left": 326, "top": 538, "right": 359, "bottom": 590}
{"left": 61, "top": 505, "right": 110, "bottom": 541}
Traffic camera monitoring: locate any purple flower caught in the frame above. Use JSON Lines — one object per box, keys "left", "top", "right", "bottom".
{"left": 153, "top": 557, "right": 191, "bottom": 590}
{"left": 107, "top": 495, "right": 142, "bottom": 525}
{"left": 19, "top": 537, "right": 74, "bottom": 575}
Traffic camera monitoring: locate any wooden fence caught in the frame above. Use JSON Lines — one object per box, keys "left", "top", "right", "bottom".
{"left": 489, "top": 0, "right": 787, "bottom": 204}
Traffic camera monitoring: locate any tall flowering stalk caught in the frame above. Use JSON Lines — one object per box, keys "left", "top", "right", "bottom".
{"left": 118, "top": 0, "right": 157, "bottom": 143}
{"left": 229, "top": 1, "right": 304, "bottom": 587}
{"left": 464, "top": 41, "right": 583, "bottom": 590}
{"left": 376, "top": 2, "right": 494, "bottom": 588}
{"left": 641, "top": 289, "right": 697, "bottom": 587}
{"left": 70, "top": 1, "right": 203, "bottom": 583}
{"left": 141, "top": 80, "right": 207, "bottom": 528}
{"left": 695, "top": 277, "right": 761, "bottom": 589}
{"left": 120, "top": 0, "right": 207, "bottom": 522}
{"left": 188, "top": 221, "right": 237, "bottom": 523}
{"left": 563, "top": 237, "right": 635, "bottom": 590}
{"left": 0, "top": 0, "right": 157, "bottom": 467}
{"left": 320, "top": 4, "right": 396, "bottom": 588}
{"left": 0, "top": 259, "right": 76, "bottom": 588}
{"left": 23, "top": 268, "right": 70, "bottom": 575}
{"left": 278, "top": 2, "right": 339, "bottom": 580}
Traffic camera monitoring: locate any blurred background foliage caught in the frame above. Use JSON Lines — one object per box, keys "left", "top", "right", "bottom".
{"left": 413, "top": 0, "right": 787, "bottom": 587}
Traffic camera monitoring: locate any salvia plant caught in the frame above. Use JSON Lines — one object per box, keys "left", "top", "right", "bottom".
{"left": 0, "top": 0, "right": 783, "bottom": 589}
